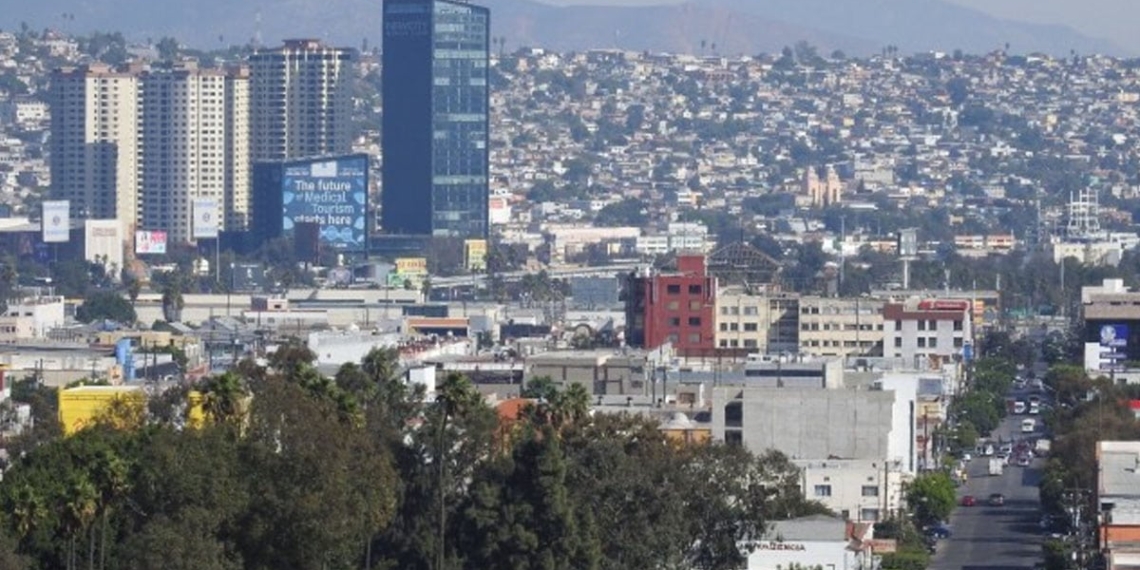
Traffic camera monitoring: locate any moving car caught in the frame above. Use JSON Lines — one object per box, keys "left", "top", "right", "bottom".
{"left": 1017, "top": 455, "right": 1032, "bottom": 467}
{"left": 1022, "top": 418, "right": 1037, "bottom": 433}
{"left": 989, "top": 493, "right": 1005, "bottom": 506}
{"left": 960, "top": 495, "right": 977, "bottom": 506}
{"left": 924, "top": 524, "right": 953, "bottom": 539}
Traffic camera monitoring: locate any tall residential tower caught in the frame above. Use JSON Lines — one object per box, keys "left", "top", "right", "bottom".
{"left": 382, "top": 0, "right": 490, "bottom": 239}
{"left": 138, "top": 62, "right": 250, "bottom": 243}
{"left": 50, "top": 63, "right": 141, "bottom": 231}
{"left": 249, "top": 39, "right": 355, "bottom": 162}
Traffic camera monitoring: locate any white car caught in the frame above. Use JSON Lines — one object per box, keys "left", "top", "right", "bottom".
{"left": 961, "top": 452, "right": 973, "bottom": 462}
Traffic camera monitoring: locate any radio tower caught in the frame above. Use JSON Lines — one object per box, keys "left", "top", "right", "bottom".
{"left": 1065, "top": 188, "right": 1101, "bottom": 240}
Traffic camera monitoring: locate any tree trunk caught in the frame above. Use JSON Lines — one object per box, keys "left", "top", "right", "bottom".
{"left": 100, "top": 511, "right": 107, "bottom": 570}
{"left": 88, "top": 523, "right": 95, "bottom": 570}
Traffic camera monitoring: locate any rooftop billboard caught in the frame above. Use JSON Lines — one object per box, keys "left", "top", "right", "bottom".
{"left": 281, "top": 156, "right": 368, "bottom": 252}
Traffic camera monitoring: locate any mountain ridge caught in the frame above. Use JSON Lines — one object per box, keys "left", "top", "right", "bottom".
{"left": 0, "top": 0, "right": 1125, "bottom": 57}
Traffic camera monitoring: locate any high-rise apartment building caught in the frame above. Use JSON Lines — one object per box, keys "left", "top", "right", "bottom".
{"left": 382, "top": 0, "right": 490, "bottom": 239}
{"left": 50, "top": 63, "right": 141, "bottom": 231}
{"left": 249, "top": 39, "right": 355, "bottom": 162}
{"left": 138, "top": 62, "right": 250, "bottom": 243}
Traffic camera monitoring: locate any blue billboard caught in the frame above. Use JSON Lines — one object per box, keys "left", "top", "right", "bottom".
{"left": 281, "top": 156, "right": 368, "bottom": 252}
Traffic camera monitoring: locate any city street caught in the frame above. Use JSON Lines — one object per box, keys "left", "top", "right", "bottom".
{"left": 929, "top": 414, "right": 1045, "bottom": 570}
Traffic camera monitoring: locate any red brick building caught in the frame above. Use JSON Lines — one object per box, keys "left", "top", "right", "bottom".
{"left": 624, "top": 255, "right": 716, "bottom": 353}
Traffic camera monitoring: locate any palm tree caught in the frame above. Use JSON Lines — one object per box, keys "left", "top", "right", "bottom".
{"left": 362, "top": 347, "right": 400, "bottom": 384}
{"left": 561, "top": 383, "right": 591, "bottom": 425}
{"left": 62, "top": 475, "right": 97, "bottom": 570}
{"left": 199, "top": 371, "right": 247, "bottom": 427}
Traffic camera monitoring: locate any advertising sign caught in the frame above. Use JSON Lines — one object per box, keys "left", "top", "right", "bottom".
{"left": 192, "top": 198, "right": 219, "bottom": 239}
{"left": 395, "top": 257, "right": 428, "bottom": 276}
{"left": 464, "top": 239, "right": 487, "bottom": 272}
{"left": 41, "top": 200, "right": 70, "bottom": 243}
{"left": 1100, "top": 324, "right": 1128, "bottom": 348}
{"left": 281, "top": 156, "right": 367, "bottom": 252}
{"left": 135, "top": 231, "right": 168, "bottom": 255}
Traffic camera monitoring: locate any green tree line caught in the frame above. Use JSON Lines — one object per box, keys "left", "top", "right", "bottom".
{"left": 0, "top": 345, "right": 828, "bottom": 570}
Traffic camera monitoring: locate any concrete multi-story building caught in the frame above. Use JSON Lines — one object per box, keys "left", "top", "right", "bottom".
{"left": 710, "top": 386, "right": 915, "bottom": 472}
{"left": 249, "top": 39, "right": 355, "bottom": 162}
{"left": 50, "top": 63, "right": 141, "bottom": 231}
{"left": 0, "top": 295, "right": 65, "bottom": 340}
{"left": 138, "top": 63, "right": 250, "bottom": 242}
{"left": 1097, "top": 440, "right": 1140, "bottom": 570}
{"left": 624, "top": 255, "right": 716, "bottom": 354}
{"left": 799, "top": 296, "right": 885, "bottom": 358}
{"left": 794, "top": 459, "right": 908, "bottom": 523}
{"left": 882, "top": 299, "right": 973, "bottom": 370}
{"left": 714, "top": 290, "right": 798, "bottom": 352}
{"left": 1081, "top": 279, "right": 1140, "bottom": 377}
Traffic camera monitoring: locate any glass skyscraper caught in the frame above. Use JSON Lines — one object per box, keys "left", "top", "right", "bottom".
{"left": 382, "top": 0, "right": 490, "bottom": 239}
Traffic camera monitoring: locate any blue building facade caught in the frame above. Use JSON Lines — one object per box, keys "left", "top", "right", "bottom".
{"left": 251, "top": 154, "right": 370, "bottom": 253}
{"left": 382, "top": 0, "right": 490, "bottom": 240}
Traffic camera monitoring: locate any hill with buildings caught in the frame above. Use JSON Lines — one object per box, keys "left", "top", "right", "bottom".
{"left": 0, "top": 0, "right": 1122, "bottom": 56}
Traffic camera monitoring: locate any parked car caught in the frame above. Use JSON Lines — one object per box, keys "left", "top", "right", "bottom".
{"left": 960, "top": 495, "right": 977, "bottom": 507}
{"left": 989, "top": 493, "right": 1006, "bottom": 506}
{"left": 924, "top": 524, "right": 953, "bottom": 539}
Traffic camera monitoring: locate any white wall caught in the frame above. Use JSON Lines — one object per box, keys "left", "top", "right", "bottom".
{"left": 744, "top": 540, "right": 855, "bottom": 570}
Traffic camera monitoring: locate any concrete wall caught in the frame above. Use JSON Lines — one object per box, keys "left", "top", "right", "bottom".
{"left": 795, "top": 459, "right": 908, "bottom": 522}
{"left": 713, "top": 387, "right": 898, "bottom": 462}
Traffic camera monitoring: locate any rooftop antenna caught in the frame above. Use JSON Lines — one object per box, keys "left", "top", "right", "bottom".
{"left": 254, "top": 8, "right": 263, "bottom": 49}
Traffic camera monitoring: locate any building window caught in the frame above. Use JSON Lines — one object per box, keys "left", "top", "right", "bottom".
{"left": 954, "top": 338, "right": 963, "bottom": 348}
{"left": 719, "top": 340, "right": 728, "bottom": 347}
{"left": 688, "top": 317, "right": 701, "bottom": 326}
{"left": 895, "top": 320, "right": 902, "bottom": 331}
{"left": 688, "top": 284, "right": 702, "bottom": 295}
{"left": 719, "top": 323, "right": 728, "bottom": 332}
{"left": 730, "top": 323, "right": 739, "bottom": 331}
{"left": 861, "top": 485, "right": 879, "bottom": 497}
{"left": 666, "top": 301, "right": 679, "bottom": 311}
{"left": 666, "top": 284, "right": 681, "bottom": 294}
{"left": 928, "top": 320, "right": 937, "bottom": 331}
{"left": 720, "top": 307, "right": 729, "bottom": 316}
{"left": 688, "top": 333, "right": 701, "bottom": 343}
{"left": 918, "top": 320, "right": 926, "bottom": 331}
{"left": 667, "top": 334, "right": 679, "bottom": 343}
{"left": 743, "top": 323, "right": 758, "bottom": 332}
{"left": 894, "top": 338, "right": 902, "bottom": 348}
{"left": 743, "top": 339, "right": 757, "bottom": 348}
{"left": 928, "top": 337, "right": 938, "bottom": 348}
{"left": 953, "top": 320, "right": 963, "bottom": 331}
{"left": 743, "top": 306, "right": 758, "bottom": 316}
{"left": 860, "top": 508, "right": 880, "bottom": 521}
{"left": 917, "top": 337, "right": 926, "bottom": 348}
{"left": 689, "top": 300, "right": 702, "bottom": 311}
{"left": 668, "top": 317, "right": 681, "bottom": 327}
{"left": 814, "top": 485, "right": 832, "bottom": 497}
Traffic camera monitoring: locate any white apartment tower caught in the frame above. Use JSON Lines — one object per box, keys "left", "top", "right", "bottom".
{"left": 138, "top": 63, "right": 251, "bottom": 243}
{"left": 50, "top": 63, "right": 141, "bottom": 231}
{"left": 249, "top": 39, "right": 355, "bottom": 161}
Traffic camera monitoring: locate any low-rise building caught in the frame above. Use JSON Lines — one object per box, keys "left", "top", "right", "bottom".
{"left": 794, "top": 459, "right": 908, "bottom": 523}
{"left": 525, "top": 350, "right": 645, "bottom": 395}
{"left": 1097, "top": 440, "right": 1140, "bottom": 569}
{"left": 743, "top": 515, "right": 875, "bottom": 570}
{"left": 882, "top": 299, "right": 973, "bottom": 370}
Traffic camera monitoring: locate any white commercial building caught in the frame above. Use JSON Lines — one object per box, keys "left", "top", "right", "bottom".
{"left": 744, "top": 515, "right": 875, "bottom": 570}
{"left": 882, "top": 299, "right": 973, "bottom": 371}
{"left": 0, "top": 295, "right": 66, "bottom": 340}
{"left": 50, "top": 63, "right": 141, "bottom": 231}
{"left": 249, "top": 39, "right": 355, "bottom": 161}
{"left": 138, "top": 62, "right": 251, "bottom": 242}
{"left": 795, "top": 459, "right": 908, "bottom": 523}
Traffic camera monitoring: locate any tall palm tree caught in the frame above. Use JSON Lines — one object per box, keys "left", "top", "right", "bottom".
{"left": 62, "top": 475, "right": 97, "bottom": 570}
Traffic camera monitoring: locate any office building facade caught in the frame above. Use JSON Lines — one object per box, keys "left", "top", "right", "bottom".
{"left": 138, "top": 63, "right": 250, "bottom": 243}
{"left": 382, "top": 0, "right": 490, "bottom": 239}
{"left": 249, "top": 40, "right": 355, "bottom": 162}
{"left": 50, "top": 63, "right": 141, "bottom": 231}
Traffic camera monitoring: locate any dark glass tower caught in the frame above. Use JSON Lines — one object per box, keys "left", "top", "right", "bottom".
{"left": 382, "top": 0, "right": 490, "bottom": 239}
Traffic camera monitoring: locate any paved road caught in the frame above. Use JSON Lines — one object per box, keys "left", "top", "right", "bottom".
{"left": 929, "top": 413, "right": 1044, "bottom": 570}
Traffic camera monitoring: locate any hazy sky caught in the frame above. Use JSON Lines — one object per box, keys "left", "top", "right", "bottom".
{"left": 539, "top": 0, "right": 1140, "bottom": 55}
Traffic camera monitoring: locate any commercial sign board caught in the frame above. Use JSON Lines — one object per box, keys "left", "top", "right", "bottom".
{"left": 41, "top": 200, "right": 70, "bottom": 243}
{"left": 135, "top": 231, "right": 168, "bottom": 255}
{"left": 192, "top": 198, "right": 220, "bottom": 239}
{"left": 464, "top": 239, "right": 487, "bottom": 272}
{"left": 395, "top": 257, "right": 428, "bottom": 276}
{"left": 281, "top": 155, "right": 367, "bottom": 252}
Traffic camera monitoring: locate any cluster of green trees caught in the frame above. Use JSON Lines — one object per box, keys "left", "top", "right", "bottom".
{"left": 948, "top": 357, "right": 1017, "bottom": 442}
{"left": 0, "top": 345, "right": 829, "bottom": 570}
{"left": 1036, "top": 365, "right": 1140, "bottom": 570}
